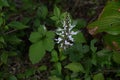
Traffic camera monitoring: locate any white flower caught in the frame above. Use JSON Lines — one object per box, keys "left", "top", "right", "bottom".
{"left": 55, "top": 13, "right": 79, "bottom": 50}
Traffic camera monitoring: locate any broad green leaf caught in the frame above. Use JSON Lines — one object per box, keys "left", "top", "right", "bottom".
{"left": 42, "top": 38, "right": 54, "bottom": 51}
{"left": 1, "top": 53, "right": 8, "bottom": 64}
{"left": 8, "top": 21, "right": 28, "bottom": 30}
{"left": 37, "top": 5, "right": 48, "bottom": 19}
{"left": 87, "top": 1, "right": 120, "bottom": 35}
{"left": 51, "top": 50, "right": 59, "bottom": 62}
{"left": 73, "top": 32, "right": 86, "bottom": 43}
{"left": 88, "top": 16, "right": 120, "bottom": 35}
{"left": 65, "top": 62, "right": 85, "bottom": 73}
{"left": 99, "top": 1, "right": 120, "bottom": 18}
{"left": 93, "top": 73, "right": 104, "bottom": 80}
{"left": 113, "top": 51, "right": 120, "bottom": 64}
{"left": 8, "top": 75, "right": 17, "bottom": 80}
{"left": 29, "top": 32, "right": 42, "bottom": 43}
{"left": 46, "top": 31, "right": 55, "bottom": 39}
{"left": 29, "top": 41, "right": 45, "bottom": 64}
{"left": 54, "top": 6, "right": 60, "bottom": 17}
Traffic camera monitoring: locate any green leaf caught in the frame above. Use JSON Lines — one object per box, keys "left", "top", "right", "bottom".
{"left": 93, "top": 73, "right": 104, "bottom": 80}
{"left": 1, "top": 53, "right": 8, "bottom": 64}
{"left": 8, "top": 75, "right": 17, "bottom": 80}
{"left": 65, "top": 62, "right": 85, "bottom": 73}
{"left": 42, "top": 38, "right": 54, "bottom": 51}
{"left": 51, "top": 50, "right": 59, "bottom": 62}
{"left": 103, "top": 34, "right": 120, "bottom": 50}
{"left": 37, "top": 5, "right": 48, "bottom": 19}
{"left": 38, "top": 25, "right": 46, "bottom": 35}
{"left": 0, "top": 0, "right": 9, "bottom": 7}
{"left": 49, "top": 75, "right": 62, "bottom": 80}
{"left": 46, "top": 31, "right": 55, "bottom": 39}
{"left": 8, "top": 21, "right": 28, "bottom": 30}
{"left": 87, "top": 1, "right": 120, "bottom": 35}
{"left": 0, "top": 36, "right": 5, "bottom": 43}
{"left": 113, "top": 51, "right": 120, "bottom": 64}
{"left": 73, "top": 32, "right": 86, "bottom": 43}
{"left": 54, "top": 62, "right": 62, "bottom": 75}
{"left": 29, "top": 41, "right": 45, "bottom": 64}
{"left": 54, "top": 6, "right": 60, "bottom": 17}
{"left": 38, "top": 65, "right": 47, "bottom": 71}
{"left": 29, "top": 32, "right": 42, "bottom": 43}
{"left": 90, "top": 39, "right": 97, "bottom": 53}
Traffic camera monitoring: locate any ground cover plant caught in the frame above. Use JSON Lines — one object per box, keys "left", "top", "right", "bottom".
{"left": 0, "top": 0, "right": 120, "bottom": 80}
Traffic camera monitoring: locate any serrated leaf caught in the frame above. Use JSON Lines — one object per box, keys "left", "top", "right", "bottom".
{"left": 29, "top": 41, "right": 45, "bottom": 64}
{"left": 8, "top": 21, "right": 28, "bottom": 30}
{"left": 113, "top": 51, "right": 120, "bottom": 64}
{"left": 29, "top": 32, "right": 42, "bottom": 43}
{"left": 65, "top": 62, "right": 85, "bottom": 73}
{"left": 93, "top": 73, "right": 104, "bottom": 80}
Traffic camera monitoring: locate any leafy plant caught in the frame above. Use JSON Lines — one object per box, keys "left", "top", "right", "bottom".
{"left": 29, "top": 25, "right": 55, "bottom": 64}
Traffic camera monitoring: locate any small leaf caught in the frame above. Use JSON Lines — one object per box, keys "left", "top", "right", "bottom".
{"left": 113, "top": 51, "right": 120, "bottom": 64}
{"left": 38, "top": 65, "right": 47, "bottom": 71}
{"left": 8, "top": 21, "right": 28, "bottom": 30}
{"left": 93, "top": 73, "right": 104, "bottom": 80}
{"left": 54, "top": 6, "right": 60, "bottom": 17}
{"left": 0, "top": 36, "right": 5, "bottom": 43}
{"left": 29, "top": 41, "right": 45, "bottom": 64}
{"left": 65, "top": 62, "right": 85, "bottom": 73}
{"left": 29, "top": 32, "right": 42, "bottom": 43}
{"left": 51, "top": 50, "right": 59, "bottom": 62}
{"left": 54, "top": 62, "right": 62, "bottom": 75}
{"left": 1, "top": 53, "right": 8, "bottom": 64}
{"left": 90, "top": 39, "right": 97, "bottom": 53}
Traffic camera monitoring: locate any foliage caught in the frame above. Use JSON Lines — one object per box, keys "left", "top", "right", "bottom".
{"left": 0, "top": 0, "right": 120, "bottom": 80}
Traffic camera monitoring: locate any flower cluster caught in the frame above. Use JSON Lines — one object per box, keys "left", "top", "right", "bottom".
{"left": 55, "top": 13, "right": 78, "bottom": 50}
